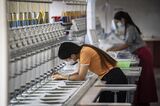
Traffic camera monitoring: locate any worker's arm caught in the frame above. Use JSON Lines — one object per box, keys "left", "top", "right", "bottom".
{"left": 52, "top": 64, "right": 89, "bottom": 81}
{"left": 106, "top": 43, "right": 129, "bottom": 52}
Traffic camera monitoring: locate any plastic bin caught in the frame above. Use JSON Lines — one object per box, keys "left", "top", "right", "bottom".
{"left": 117, "top": 59, "right": 131, "bottom": 68}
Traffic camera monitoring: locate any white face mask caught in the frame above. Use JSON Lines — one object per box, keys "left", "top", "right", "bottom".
{"left": 116, "top": 22, "right": 125, "bottom": 35}
{"left": 65, "top": 59, "right": 77, "bottom": 65}
{"left": 117, "top": 22, "right": 123, "bottom": 27}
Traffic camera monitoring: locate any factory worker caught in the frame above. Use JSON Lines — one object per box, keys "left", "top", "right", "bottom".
{"left": 107, "top": 11, "right": 158, "bottom": 106}
{"left": 52, "top": 42, "right": 127, "bottom": 103}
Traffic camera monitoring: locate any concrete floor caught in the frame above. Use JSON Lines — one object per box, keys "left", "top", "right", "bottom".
{"left": 151, "top": 68, "right": 160, "bottom": 106}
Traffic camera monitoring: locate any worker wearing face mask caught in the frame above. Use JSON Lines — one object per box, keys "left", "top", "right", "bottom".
{"left": 112, "top": 19, "right": 125, "bottom": 37}
{"left": 107, "top": 11, "right": 158, "bottom": 106}
{"left": 52, "top": 42, "right": 128, "bottom": 103}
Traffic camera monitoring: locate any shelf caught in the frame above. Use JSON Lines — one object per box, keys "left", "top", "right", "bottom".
{"left": 9, "top": 0, "right": 52, "bottom": 3}
{"left": 142, "top": 36, "right": 160, "bottom": 41}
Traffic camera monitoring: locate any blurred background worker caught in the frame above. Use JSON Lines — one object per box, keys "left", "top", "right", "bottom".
{"left": 52, "top": 42, "right": 128, "bottom": 102}
{"left": 106, "top": 11, "right": 158, "bottom": 106}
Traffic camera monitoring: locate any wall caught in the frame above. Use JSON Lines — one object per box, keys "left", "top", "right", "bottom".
{"left": 145, "top": 41, "right": 160, "bottom": 68}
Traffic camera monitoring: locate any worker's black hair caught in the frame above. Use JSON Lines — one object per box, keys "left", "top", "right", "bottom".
{"left": 58, "top": 42, "right": 82, "bottom": 59}
{"left": 114, "top": 11, "right": 141, "bottom": 35}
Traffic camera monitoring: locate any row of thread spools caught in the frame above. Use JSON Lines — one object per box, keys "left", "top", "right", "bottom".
{"left": 9, "top": 11, "right": 49, "bottom": 28}
{"left": 52, "top": 11, "right": 86, "bottom": 23}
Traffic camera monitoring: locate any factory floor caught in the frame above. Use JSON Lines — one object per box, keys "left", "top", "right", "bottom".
{"left": 151, "top": 68, "right": 160, "bottom": 106}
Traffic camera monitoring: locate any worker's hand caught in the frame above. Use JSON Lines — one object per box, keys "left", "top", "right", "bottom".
{"left": 52, "top": 73, "right": 65, "bottom": 80}
{"left": 106, "top": 47, "right": 114, "bottom": 52}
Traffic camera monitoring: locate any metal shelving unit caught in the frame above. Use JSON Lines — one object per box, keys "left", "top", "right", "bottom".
{"left": 9, "top": 0, "right": 52, "bottom": 3}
